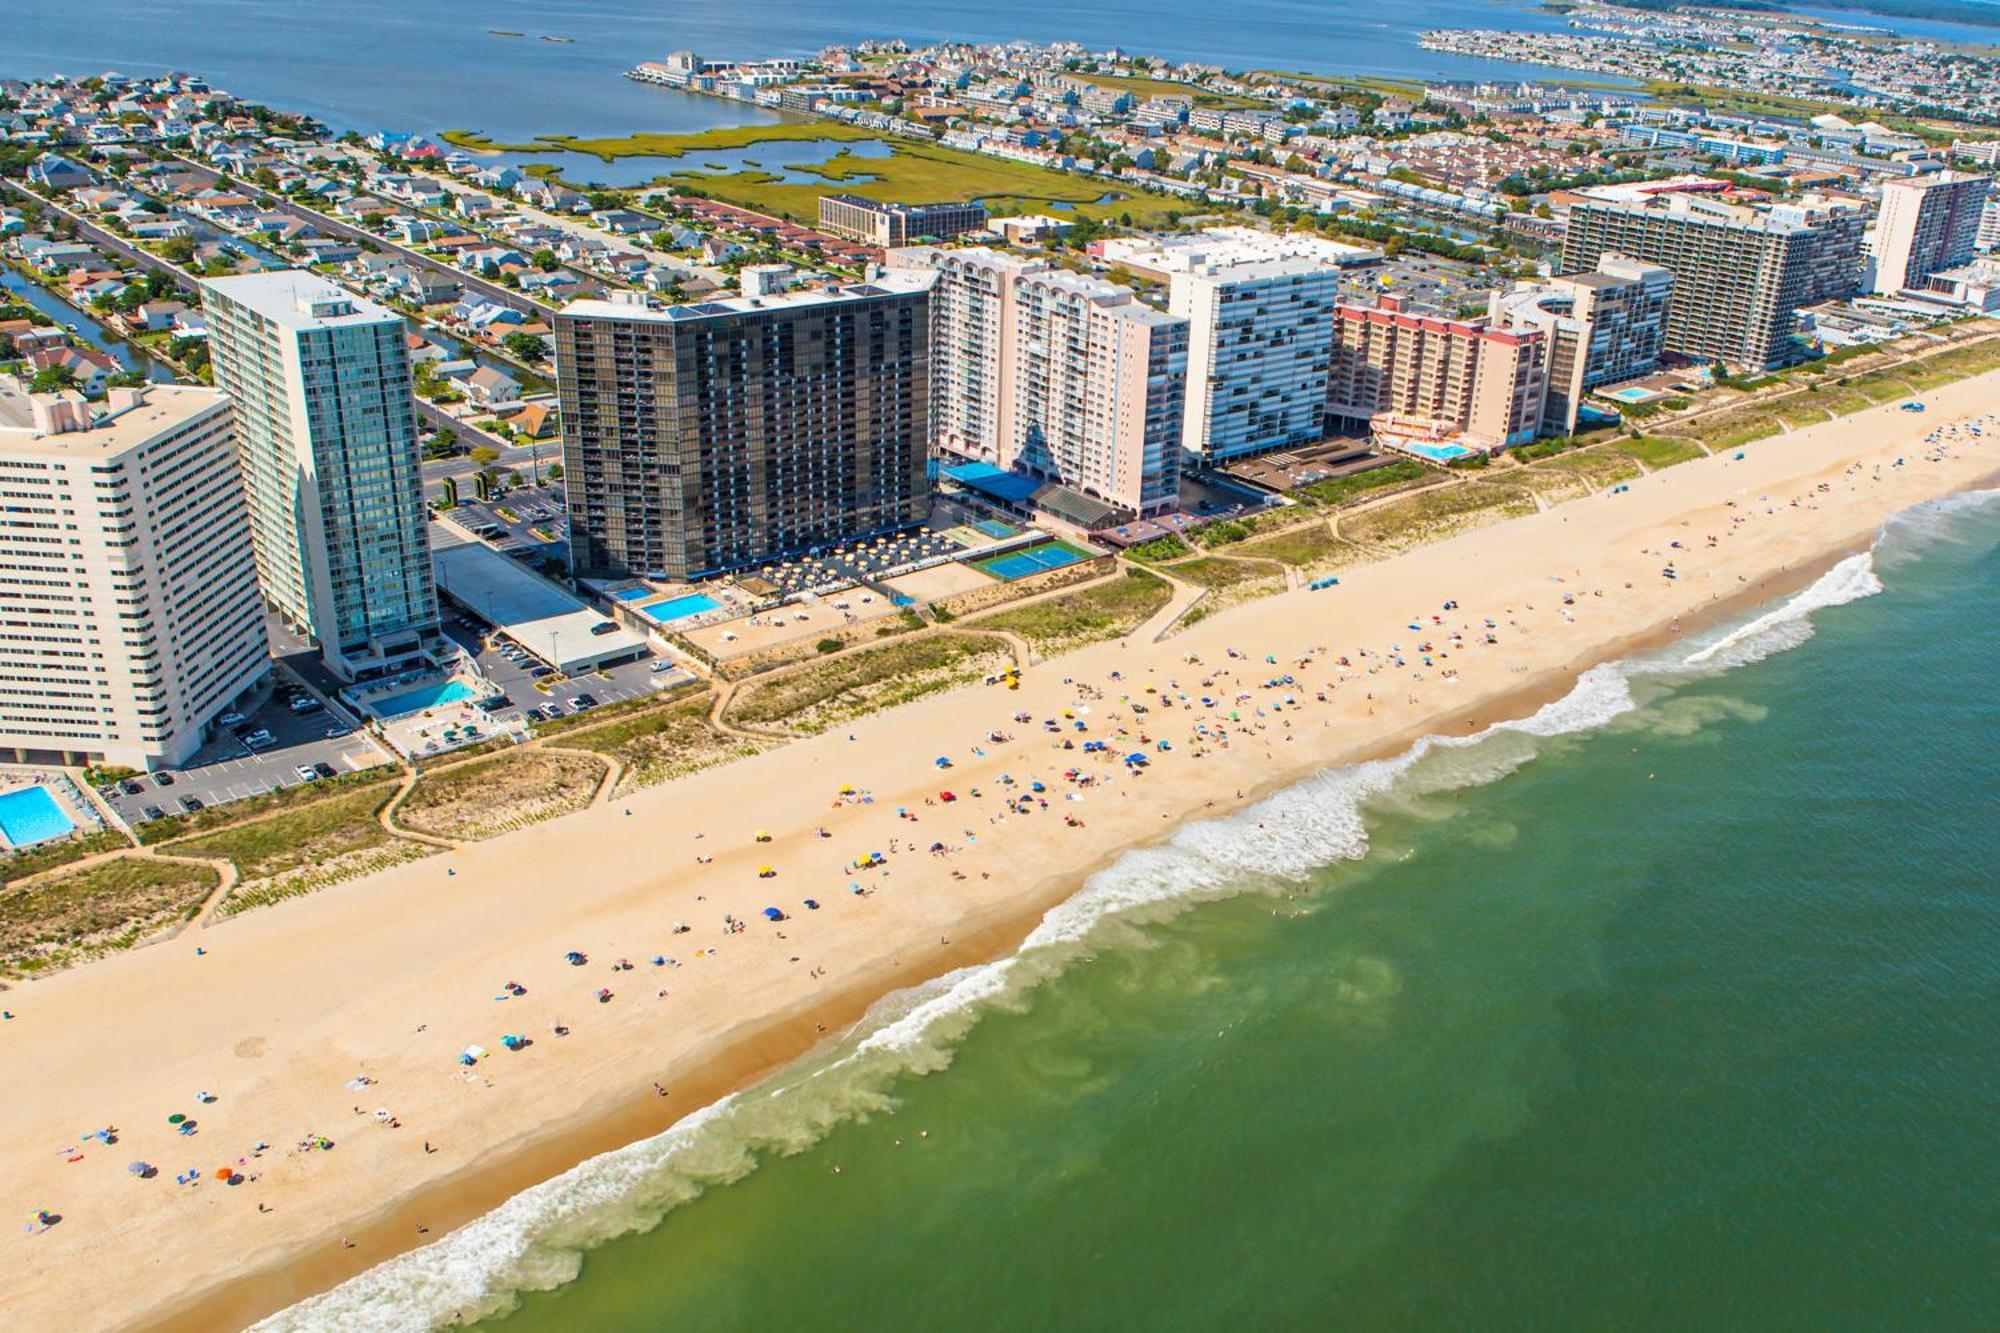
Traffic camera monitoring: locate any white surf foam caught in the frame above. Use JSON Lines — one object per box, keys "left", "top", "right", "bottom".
{"left": 259, "top": 497, "right": 1987, "bottom": 1332}
{"left": 1676, "top": 551, "right": 1884, "bottom": 671}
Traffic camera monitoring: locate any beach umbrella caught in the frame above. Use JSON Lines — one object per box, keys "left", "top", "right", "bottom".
{"left": 763, "top": 907, "right": 783, "bottom": 921}
{"left": 166, "top": 1113, "right": 185, "bottom": 1125}
{"left": 127, "top": 1161, "right": 151, "bottom": 1176}
{"left": 757, "top": 865, "right": 775, "bottom": 877}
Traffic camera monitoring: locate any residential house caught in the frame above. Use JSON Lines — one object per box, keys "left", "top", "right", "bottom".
{"left": 27, "top": 153, "right": 92, "bottom": 190}
{"left": 26, "top": 343, "right": 120, "bottom": 394}
{"left": 133, "top": 300, "right": 189, "bottom": 332}
{"left": 462, "top": 365, "right": 522, "bottom": 408}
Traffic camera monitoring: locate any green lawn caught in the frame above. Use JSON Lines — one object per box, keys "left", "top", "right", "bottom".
{"left": 1295, "top": 459, "right": 1437, "bottom": 509}
{"left": 1610, "top": 434, "right": 1707, "bottom": 470}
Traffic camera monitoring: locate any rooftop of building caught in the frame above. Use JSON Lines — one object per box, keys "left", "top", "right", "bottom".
{"left": 0, "top": 379, "right": 226, "bottom": 458}
{"left": 1100, "top": 224, "right": 1379, "bottom": 274}
{"left": 821, "top": 194, "right": 986, "bottom": 217}
{"left": 559, "top": 271, "right": 935, "bottom": 324}
{"left": 201, "top": 269, "right": 400, "bottom": 330}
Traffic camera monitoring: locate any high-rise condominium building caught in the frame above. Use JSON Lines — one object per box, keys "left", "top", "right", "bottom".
{"left": 817, "top": 195, "right": 989, "bottom": 247}
{"left": 556, "top": 277, "right": 934, "bottom": 581}
{"left": 895, "top": 248, "right": 1188, "bottom": 518}
{"left": 203, "top": 271, "right": 438, "bottom": 682}
{"left": 1871, "top": 171, "right": 1991, "bottom": 294}
{"left": 1562, "top": 195, "right": 1828, "bottom": 370}
{"left": 1160, "top": 247, "right": 1342, "bottom": 464}
{"left": 1010, "top": 269, "right": 1189, "bottom": 517}
{"left": 1492, "top": 254, "right": 1674, "bottom": 435}
{"left": 1326, "top": 297, "right": 1549, "bottom": 451}
{"left": 0, "top": 381, "right": 269, "bottom": 769}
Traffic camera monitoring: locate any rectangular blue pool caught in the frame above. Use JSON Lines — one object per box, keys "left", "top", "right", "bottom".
{"left": 374, "top": 679, "right": 478, "bottom": 718}
{"left": 639, "top": 592, "right": 722, "bottom": 623}
{"left": 0, "top": 785, "right": 76, "bottom": 848}
{"left": 610, "top": 587, "right": 652, "bottom": 602}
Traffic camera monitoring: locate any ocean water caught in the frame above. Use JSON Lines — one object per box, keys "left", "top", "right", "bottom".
{"left": 4, "top": 0, "right": 1634, "bottom": 141}
{"left": 261, "top": 490, "right": 2000, "bottom": 1332}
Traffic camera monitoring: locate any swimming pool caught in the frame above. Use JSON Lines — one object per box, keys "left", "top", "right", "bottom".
{"left": 639, "top": 592, "right": 722, "bottom": 624}
{"left": 1401, "top": 442, "right": 1476, "bottom": 463}
{"left": 609, "top": 587, "right": 652, "bottom": 602}
{"left": 0, "top": 785, "right": 76, "bottom": 848}
{"left": 976, "top": 542, "right": 1093, "bottom": 581}
{"left": 1603, "top": 386, "right": 1660, "bottom": 404}
{"left": 373, "top": 679, "right": 478, "bottom": 718}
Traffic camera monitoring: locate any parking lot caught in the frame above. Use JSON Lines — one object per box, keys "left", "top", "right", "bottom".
{"left": 441, "top": 613, "right": 696, "bottom": 728}
{"left": 448, "top": 486, "right": 568, "bottom": 552}
{"left": 100, "top": 675, "right": 393, "bottom": 826}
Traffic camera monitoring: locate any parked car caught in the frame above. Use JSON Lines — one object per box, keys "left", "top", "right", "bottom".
{"left": 530, "top": 666, "right": 553, "bottom": 679}
{"left": 295, "top": 765, "right": 320, "bottom": 782}
{"left": 154, "top": 771, "right": 175, "bottom": 787}
{"left": 322, "top": 725, "right": 346, "bottom": 739}
{"left": 649, "top": 659, "right": 678, "bottom": 673}
{"left": 120, "top": 779, "right": 144, "bottom": 796}
{"left": 242, "top": 729, "right": 275, "bottom": 748}
{"left": 571, "top": 693, "right": 598, "bottom": 709}
{"left": 219, "top": 710, "right": 246, "bottom": 727}
{"left": 313, "top": 761, "right": 337, "bottom": 779}
{"left": 178, "top": 795, "right": 205, "bottom": 813}
{"left": 290, "top": 696, "right": 324, "bottom": 714}
{"left": 143, "top": 805, "right": 166, "bottom": 821}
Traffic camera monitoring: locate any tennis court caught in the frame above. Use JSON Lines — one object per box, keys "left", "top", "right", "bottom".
{"left": 975, "top": 541, "right": 1095, "bottom": 581}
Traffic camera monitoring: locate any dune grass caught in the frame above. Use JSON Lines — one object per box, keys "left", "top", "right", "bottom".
{"left": 1341, "top": 482, "right": 1537, "bottom": 551}
{"left": 1, "top": 855, "right": 218, "bottom": 976}
{"left": 399, "top": 749, "right": 608, "bottom": 841}
{"left": 978, "top": 569, "right": 1174, "bottom": 655}
{"left": 728, "top": 635, "right": 1010, "bottom": 735}
{"left": 562, "top": 696, "right": 771, "bottom": 790}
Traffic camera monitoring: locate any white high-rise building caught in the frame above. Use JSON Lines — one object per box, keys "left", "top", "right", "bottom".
{"left": 1097, "top": 228, "right": 1362, "bottom": 462}
{"left": 0, "top": 380, "right": 269, "bottom": 770}
{"left": 1166, "top": 255, "right": 1341, "bottom": 463}
{"left": 1871, "top": 171, "right": 1990, "bottom": 294}
{"left": 203, "top": 271, "right": 439, "bottom": 681}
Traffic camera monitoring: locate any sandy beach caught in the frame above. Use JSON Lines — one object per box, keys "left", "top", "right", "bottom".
{"left": 6, "top": 374, "right": 1999, "bottom": 1333}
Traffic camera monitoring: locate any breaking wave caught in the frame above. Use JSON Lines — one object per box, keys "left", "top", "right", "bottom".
{"left": 261, "top": 492, "right": 2000, "bottom": 1332}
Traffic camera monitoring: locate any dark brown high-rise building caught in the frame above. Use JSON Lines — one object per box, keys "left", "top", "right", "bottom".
{"left": 556, "top": 276, "right": 935, "bottom": 580}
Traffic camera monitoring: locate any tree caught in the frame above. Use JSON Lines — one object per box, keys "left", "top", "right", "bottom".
{"left": 544, "top": 462, "right": 564, "bottom": 481}
{"left": 29, "top": 365, "right": 78, "bottom": 393}
{"left": 160, "top": 235, "right": 196, "bottom": 264}
{"left": 502, "top": 331, "right": 545, "bottom": 362}
{"left": 469, "top": 445, "right": 500, "bottom": 466}
{"left": 531, "top": 248, "right": 559, "bottom": 272}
